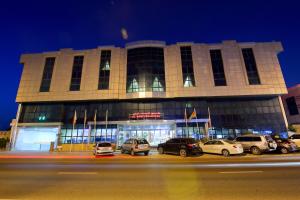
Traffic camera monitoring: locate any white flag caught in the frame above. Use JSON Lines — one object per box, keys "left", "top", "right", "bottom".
{"left": 83, "top": 110, "right": 87, "bottom": 128}
{"left": 73, "top": 110, "right": 77, "bottom": 127}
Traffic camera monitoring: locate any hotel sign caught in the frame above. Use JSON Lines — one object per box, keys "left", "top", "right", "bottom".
{"left": 129, "top": 112, "right": 162, "bottom": 120}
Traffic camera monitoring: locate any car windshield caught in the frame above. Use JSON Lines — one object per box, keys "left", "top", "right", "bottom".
{"left": 223, "top": 140, "right": 235, "bottom": 144}
{"left": 137, "top": 139, "right": 148, "bottom": 144}
{"left": 97, "top": 143, "right": 111, "bottom": 147}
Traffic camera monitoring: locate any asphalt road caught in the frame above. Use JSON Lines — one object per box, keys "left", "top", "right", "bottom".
{"left": 1, "top": 155, "right": 300, "bottom": 200}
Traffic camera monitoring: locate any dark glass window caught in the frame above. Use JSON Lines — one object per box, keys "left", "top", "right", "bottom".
{"left": 180, "top": 46, "right": 195, "bottom": 87}
{"left": 286, "top": 97, "right": 299, "bottom": 115}
{"left": 70, "top": 56, "right": 84, "bottom": 91}
{"left": 98, "top": 50, "right": 111, "bottom": 90}
{"left": 126, "top": 47, "right": 165, "bottom": 93}
{"left": 40, "top": 57, "right": 55, "bottom": 92}
{"left": 210, "top": 50, "right": 227, "bottom": 86}
{"left": 242, "top": 48, "right": 261, "bottom": 85}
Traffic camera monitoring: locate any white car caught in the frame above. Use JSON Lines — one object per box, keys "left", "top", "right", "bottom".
{"left": 289, "top": 134, "right": 300, "bottom": 150}
{"left": 199, "top": 139, "right": 243, "bottom": 157}
{"left": 93, "top": 142, "right": 114, "bottom": 155}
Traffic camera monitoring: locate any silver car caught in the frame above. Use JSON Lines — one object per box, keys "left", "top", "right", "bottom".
{"left": 234, "top": 134, "right": 277, "bottom": 155}
{"left": 121, "top": 138, "right": 150, "bottom": 156}
{"left": 93, "top": 142, "right": 114, "bottom": 155}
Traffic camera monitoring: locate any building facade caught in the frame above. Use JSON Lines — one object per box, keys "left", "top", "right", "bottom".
{"left": 11, "top": 40, "right": 288, "bottom": 151}
{"left": 282, "top": 84, "right": 300, "bottom": 132}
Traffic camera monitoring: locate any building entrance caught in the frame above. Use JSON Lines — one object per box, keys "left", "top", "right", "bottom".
{"left": 117, "top": 121, "right": 176, "bottom": 147}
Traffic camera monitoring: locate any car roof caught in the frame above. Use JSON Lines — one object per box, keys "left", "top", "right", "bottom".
{"left": 237, "top": 134, "right": 261, "bottom": 137}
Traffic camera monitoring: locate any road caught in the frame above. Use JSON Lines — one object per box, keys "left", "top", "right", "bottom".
{"left": 1, "top": 154, "right": 300, "bottom": 200}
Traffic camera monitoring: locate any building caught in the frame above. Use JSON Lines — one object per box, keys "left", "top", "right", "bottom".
{"left": 282, "top": 84, "right": 300, "bottom": 132}
{"left": 11, "top": 40, "right": 288, "bottom": 151}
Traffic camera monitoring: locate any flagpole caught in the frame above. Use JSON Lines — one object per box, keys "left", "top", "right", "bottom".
{"left": 70, "top": 110, "right": 77, "bottom": 152}
{"left": 105, "top": 109, "right": 108, "bottom": 142}
{"left": 208, "top": 107, "right": 212, "bottom": 139}
{"left": 185, "top": 108, "right": 188, "bottom": 137}
{"left": 91, "top": 110, "right": 97, "bottom": 149}
{"left": 194, "top": 108, "right": 199, "bottom": 139}
{"left": 82, "top": 109, "right": 86, "bottom": 151}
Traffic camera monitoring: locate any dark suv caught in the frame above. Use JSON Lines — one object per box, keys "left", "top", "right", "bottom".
{"left": 157, "top": 138, "right": 202, "bottom": 157}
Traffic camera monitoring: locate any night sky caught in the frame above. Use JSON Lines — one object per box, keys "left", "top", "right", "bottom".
{"left": 0, "top": 0, "right": 299, "bottom": 130}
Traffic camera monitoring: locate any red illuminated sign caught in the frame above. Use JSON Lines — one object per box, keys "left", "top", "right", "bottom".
{"left": 129, "top": 112, "right": 162, "bottom": 120}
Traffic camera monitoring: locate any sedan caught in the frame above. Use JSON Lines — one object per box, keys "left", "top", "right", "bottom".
{"left": 273, "top": 138, "right": 298, "bottom": 154}
{"left": 199, "top": 139, "right": 243, "bottom": 157}
{"left": 93, "top": 142, "right": 114, "bottom": 156}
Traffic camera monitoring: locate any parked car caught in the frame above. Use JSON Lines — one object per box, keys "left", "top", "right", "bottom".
{"left": 289, "top": 134, "right": 300, "bottom": 150}
{"left": 121, "top": 138, "right": 150, "bottom": 156}
{"left": 273, "top": 138, "right": 298, "bottom": 154}
{"left": 199, "top": 139, "right": 243, "bottom": 157}
{"left": 157, "top": 138, "right": 202, "bottom": 157}
{"left": 234, "top": 134, "right": 277, "bottom": 155}
{"left": 93, "top": 142, "right": 114, "bottom": 155}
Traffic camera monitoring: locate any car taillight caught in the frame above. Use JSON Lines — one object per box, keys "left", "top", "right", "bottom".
{"left": 187, "top": 144, "right": 194, "bottom": 148}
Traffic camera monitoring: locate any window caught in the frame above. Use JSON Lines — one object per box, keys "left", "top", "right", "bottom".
{"left": 204, "top": 141, "right": 214, "bottom": 145}
{"left": 215, "top": 141, "right": 224, "bottom": 145}
{"left": 152, "top": 76, "right": 164, "bottom": 91}
{"left": 126, "top": 47, "right": 165, "bottom": 93}
{"left": 236, "top": 137, "right": 251, "bottom": 142}
{"left": 180, "top": 46, "right": 195, "bottom": 87}
{"left": 291, "top": 134, "right": 300, "bottom": 139}
{"left": 242, "top": 48, "right": 261, "bottom": 85}
{"left": 252, "top": 137, "right": 262, "bottom": 142}
{"left": 70, "top": 56, "right": 84, "bottom": 91}
{"left": 40, "top": 57, "right": 55, "bottom": 92}
{"left": 97, "top": 143, "right": 112, "bottom": 147}
{"left": 137, "top": 139, "right": 149, "bottom": 144}
{"left": 210, "top": 49, "right": 227, "bottom": 86}
{"left": 98, "top": 50, "right": 111, "bottom": 90}
{"left": 286, "top": 97, "right": 299, "bottom": 115}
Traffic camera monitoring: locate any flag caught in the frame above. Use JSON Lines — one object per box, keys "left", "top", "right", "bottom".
{"left": 184, "top": 108, "right": 188, "bottom": 127}
{"left": 189, "top": 108, "right": 197, "bottom": 120}
{"left": 73, "top": 110, "right": 77, "bottom": 127}
{"left": 83, "top": 110, "right": 87, "bottom": 128}
{"left": 105, "top": 109, "right": 108, "bottom": 123}
{"left": 208, "top": 107, "right": 212, "bottom": 128}
{"left": 94, "top": 110, "right": 97, "bottom": 126}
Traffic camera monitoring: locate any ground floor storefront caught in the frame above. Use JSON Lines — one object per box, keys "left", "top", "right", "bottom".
{"left": 11, "top": 96, "right": 288, "bottom": 151}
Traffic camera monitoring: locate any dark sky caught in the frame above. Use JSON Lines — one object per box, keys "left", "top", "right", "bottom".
{"left": 0, "top": 0, "right": 299, "bottom": 129}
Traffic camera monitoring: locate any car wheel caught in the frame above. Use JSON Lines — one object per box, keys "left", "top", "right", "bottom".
{"left": 144, "top": 151, "right": 149, "bottom": 156}
{"left": 281, "top": 147, "right": 288, "bottom": 154}
{"left": 130, "top": 149, "right": 135, "bottom": 156}
{"left": 179, "top": 149, "right": 187, "bottom": 157}
{"left": 222, "top": 149, "right": 230, "bottom": 157}
{"left": 158, "top": 147, "right": 164, "bottom": 154}
{"left": 120, "top": 148, "right": 125, "bottom": 154}
{"left": 251, "top": 146, "right": 261, "bottom": 155}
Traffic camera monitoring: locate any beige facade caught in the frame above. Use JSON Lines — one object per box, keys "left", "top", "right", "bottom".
{"left": 16, "top": 40, "right": 287, "bottom": 103}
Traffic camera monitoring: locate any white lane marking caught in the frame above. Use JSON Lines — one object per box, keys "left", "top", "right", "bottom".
{"left": 58, "top": 172, "right": 98, "bottom": 175}
{"left": 219, "top": 170, "right": 263, "bottom": 174}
